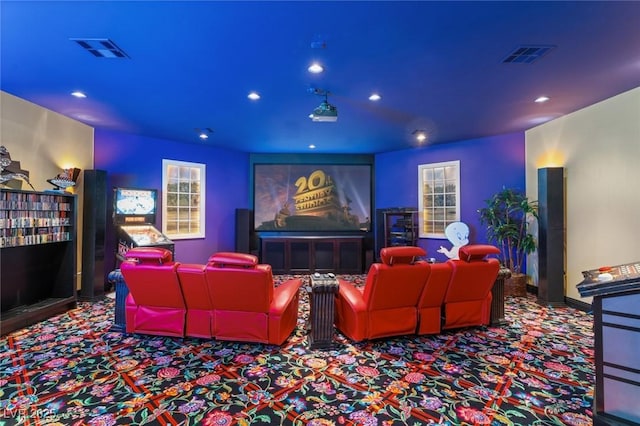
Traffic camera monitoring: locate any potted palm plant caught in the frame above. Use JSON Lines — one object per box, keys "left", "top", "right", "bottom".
{"left": 478, "top": 187, "right": 538, "bottom": 296}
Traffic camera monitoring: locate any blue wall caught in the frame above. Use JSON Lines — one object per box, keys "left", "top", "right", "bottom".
{"left": 375, "top": 132, "right": 525, "bottom": 262}
{"left": 94, "top": 129, "right": 525, "bottom": 269}
{"left": 94, "top": 129, "right": 249, "bottom": 267}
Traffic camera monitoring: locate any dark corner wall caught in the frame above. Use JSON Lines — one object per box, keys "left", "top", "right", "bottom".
{"left": 94, "top": 129, "right": 525, "bottom": 270}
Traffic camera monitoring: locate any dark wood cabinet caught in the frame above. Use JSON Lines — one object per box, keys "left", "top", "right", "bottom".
{"left": 1, "top": 189, "right": 77, "bottom": 335}
{"left": 261, "top": 236, "right": 363, "bottom": 274}
{"left": 376, "top": 208, "right": 419, "bottom": 257}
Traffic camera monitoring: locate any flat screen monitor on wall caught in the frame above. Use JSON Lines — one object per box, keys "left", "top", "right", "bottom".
{"left": 253, "top": 164, "right": 371, "bottom": 232}
{"left": 113, "top": 187, "right": 158, "bottom": 224}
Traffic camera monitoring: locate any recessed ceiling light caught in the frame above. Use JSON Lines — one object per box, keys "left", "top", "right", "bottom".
{"left": 412, "top": 130, "right": 427, "bottom": 142}
{"left": 196, "top": 128, "right": 213, "bottom": 140}
{"left": 308, "top": 62, "right": 324, "bottom": 74}
{"left": 369, "top": 93, "right": 381, "bottom": 101}
{"left": 309, "top": 144, "right": 316, "bottom": 149}
{"left": 535, "top": 96, "right": 550, "bottom": 103}
{"left": 71, "top": 91, "right": 86, "bottom": 98}
{"left": 248, "top": 92, "right": 261, "bottom": 100}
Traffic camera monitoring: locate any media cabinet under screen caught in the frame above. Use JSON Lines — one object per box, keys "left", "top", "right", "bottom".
{"left": 260, "top": 236, "right": 363, "bottom": 274}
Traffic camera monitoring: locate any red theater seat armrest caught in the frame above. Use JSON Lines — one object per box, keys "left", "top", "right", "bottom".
{"left": 337, "top": 280, "right": 367, "bottom": 312}
{"left": 270, "top": 279, "right": 302, "bottom": 314}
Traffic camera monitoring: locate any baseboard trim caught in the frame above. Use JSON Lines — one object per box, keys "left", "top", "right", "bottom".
{"left": 526, "top": 285, "right": 592, "bottom": 313}
{"left": 565, "top": 297, "right": 592, "bottom": 313}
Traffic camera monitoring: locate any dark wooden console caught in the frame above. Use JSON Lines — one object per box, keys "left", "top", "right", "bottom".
{"left": 577, "top": 262, "right": 640, "bottom": 425}
{"left": 261, "top": 236, "right": 363, "bottom": 274}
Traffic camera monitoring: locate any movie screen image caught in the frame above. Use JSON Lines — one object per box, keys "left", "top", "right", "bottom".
{"left": 114, "top": 188, "right": 157, "bottom": 216}
{"left": 254, "top": 164, "right": 371, "bottom": 232}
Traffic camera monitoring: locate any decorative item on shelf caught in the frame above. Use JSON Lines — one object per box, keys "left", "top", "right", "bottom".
{"left": 47, "top": 167, "right": 81, "bottom": 192}
{"left": 0, "top": 146, "right": 10, "bottom": 171}
{"left": 0, "top": 145, "right": 36, "bottom": 190}
{"left": 478, "top": 187, "right": 538, "bottom": 297}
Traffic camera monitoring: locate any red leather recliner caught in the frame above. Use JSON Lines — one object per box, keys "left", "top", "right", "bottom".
{"left": 416, "top": 261, "right": 453, "bottom": 335}
{"left": 205, "top": 252, "right": 302, "bottom": 345}
{"left": 121, "top": 247, "right": 187, "bottom": 337}
{"left": 334, "top": 246, "right": 430, "bottom": 342}
{"left": 442, "top": 244, "right": 501, "bottom": 330}
{"left": 177, "top": 263, "right": 214, "bottom": 338}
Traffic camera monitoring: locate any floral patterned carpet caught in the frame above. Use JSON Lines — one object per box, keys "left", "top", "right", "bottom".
{"left": 0, "top": 275, "right": 594, "bottom": 425}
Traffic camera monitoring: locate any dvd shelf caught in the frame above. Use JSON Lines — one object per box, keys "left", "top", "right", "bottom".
{"left": 0, "top": 191, "right": 73, "bottom": 248}
{"left": 1, "top": 189, "right": 77, "bottom": 335}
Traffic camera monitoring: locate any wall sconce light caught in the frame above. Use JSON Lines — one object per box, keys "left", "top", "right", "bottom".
{"left": 47, "top": 167, "right": 81, "bottom": 192}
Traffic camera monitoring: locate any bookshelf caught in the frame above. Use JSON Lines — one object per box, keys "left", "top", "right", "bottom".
{"left": 0, "top": 189, "right": 77, "bottom": 335}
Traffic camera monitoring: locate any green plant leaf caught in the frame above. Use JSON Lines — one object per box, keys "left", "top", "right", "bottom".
{"left": 478, "top": 187, "right": 537, "bottom": 273}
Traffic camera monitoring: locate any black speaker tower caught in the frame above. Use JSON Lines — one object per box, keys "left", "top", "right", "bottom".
{"left": 537, "top": 167, "right": 565, "bottom": 306}
{"left": 80, "top": 169, "right": 107, "bottom": 300}
{"left": 235, "top": 208, "right": 253, "bottom": 254}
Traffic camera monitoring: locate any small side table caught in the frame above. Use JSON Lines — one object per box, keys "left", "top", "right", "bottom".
{"left": 107, "top": 269, "right": 128, "bottom": 333}
{"left": 309, "top": 273, "right": 339, "bottom": 349}
{"left": 490, "top": 267, "right": 511, "bottom": 326}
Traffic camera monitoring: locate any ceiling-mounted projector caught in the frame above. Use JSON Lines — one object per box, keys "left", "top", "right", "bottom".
{"left": 310, "top": 100, "right": 338, "bottom": 122}
{"left": 309, "top": 90, "right": 338, "bottom": 122}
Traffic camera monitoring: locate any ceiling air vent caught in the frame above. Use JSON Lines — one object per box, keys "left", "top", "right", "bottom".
{"left": 70, "top": 38, "right": 130, "bottom": 58}
{"left": 502, "top": 45, "right": 555, "bottom": 64}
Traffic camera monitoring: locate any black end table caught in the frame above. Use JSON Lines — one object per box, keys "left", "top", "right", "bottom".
{"left": 308, "top": 272, "right": 339, "bottom": 349}
{"left": 490, "top": 267, "right": 511, "bottom": 326}
{"left": 107, "top": 269, "right": 128, "bottom": 333}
